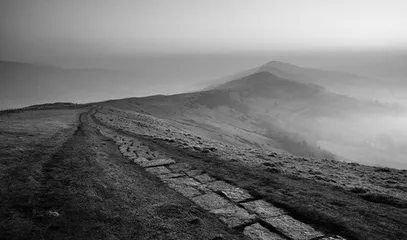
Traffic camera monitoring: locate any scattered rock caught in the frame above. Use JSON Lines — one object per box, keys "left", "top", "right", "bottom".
{"left": 46, "top": 210, "right": 60, "bottom": 217}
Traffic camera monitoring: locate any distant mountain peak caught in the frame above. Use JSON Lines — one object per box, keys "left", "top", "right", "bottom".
{"left": 263, "top": 60, "right": 298, "bottom": 67}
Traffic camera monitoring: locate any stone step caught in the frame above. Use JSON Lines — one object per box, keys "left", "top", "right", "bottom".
{"left": 244, "top": 223, "right": 286, "bottom": 240}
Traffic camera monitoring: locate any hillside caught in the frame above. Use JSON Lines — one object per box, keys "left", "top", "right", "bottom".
{"left": 103, "top": 70, "right": 406, "bottom": 168}
{"left": 205, "top": 61, "right": 392, "bottom": 101}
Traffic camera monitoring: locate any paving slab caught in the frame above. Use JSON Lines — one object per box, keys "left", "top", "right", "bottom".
{"left": 132, "top": 157, "right": 149, "bottom": 165}
{"left": 209, "top": 205, "right": 257, "bottom": 228}
{"left": 191, "top": 193, "right": 232, "bottom": 210}
{"left": 195, "top": 184, "right": 214, "bottom": 193}
{"left": 164, "top": 177, "right": 201, "bottom": 187}
{"left": 169, "top": 185, "right": 202, "bottom": 198}
{"left": 139, "top": 158, "right": 176, "bottom": 168}
{"left": 264, "top": 215, "right": 324, "bottom": 240}
{"left": 318, "top": 235, "right": 347, "bottom": 240}
{"left": 241, "top": 200, "right": 286, "bottom": 219}
{"left": 194, "top": 174, "right": 216, "bottom": 183}
{"left": 206, "top": 181, "right": 252, "bottom": 202}
{"left": 168, "top": 162, "right": 193, "bottom": 173}
{"left": 206, "top": 181, "right": 236, "bottom": 192}
{"left": 185, "top": 169, "right": 203, "bottom": 176}
{"left": 158, "top": 172, "right": 185, "bottom": 180}
{"left": 145, "top": 166, "right": 172, "bottom": 176}
{"left": 221, "top": 187, "right": 253, "bottom": 203}
{"left": 244, "top": 223, "right": 286, "bottom": 240}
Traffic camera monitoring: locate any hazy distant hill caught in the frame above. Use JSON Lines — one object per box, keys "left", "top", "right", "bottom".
{"left": 0, "top": 61, "right": 144, "bottom": 109}
{"left": 204, "top": 61, "right": 391, "bottom": 101}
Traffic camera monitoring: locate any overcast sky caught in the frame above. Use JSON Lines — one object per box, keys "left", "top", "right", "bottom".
{"left": 1, "top": 0, "right": 407, "bottom": 108}
{"left": 1, "top": 0, "right": 407, "bottom": 65}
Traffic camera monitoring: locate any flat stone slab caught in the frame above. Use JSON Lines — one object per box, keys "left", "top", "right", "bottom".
{"left": 132, "top": 157, "right": 149, "bottom": 164}
{"left": 139, "top": 158, "right": 176, "bottom": 168}
{"left": 221, "top": 187, "right": 253, "bottom": 203}
{"left": 194, "top": 174, "right": 215, "bottom": 183}
{"left": 209, "top": 205, "right": 256, "bottom": 228}
{"left": 158, "top": 172, "right": 185, "bottom": 180}
{"left": 169, "top": 185, "right": 202, "bottom": 198}
{"left": 145, "top": 166, "right": 172, "bottom": 176}
{"left": 318, "top": 235, "right": 347, "bottom": 240}
{"left": 206, "top": 181, "right": 235, "bottom": 192}
{"left": 185, "top": 169, "right": 203, "bottom": 176}
{"left": 191, "top": 193, "right": 232, "bottom": 210}
{"left": 195, "top": 184, "right": 213, "bottom": 193}
{"left": 168, "top": 162, "right": 193, "bottom": 173}
{"left": 206, "top": 181, "right": 252, "bottom": 202}
{"left": 264, "top": 215, "right": 324, "bottom": 240}
{"left": 244, "top": 223, "right": 286, "bottom": 240}
{"left": 241, "top": 200, "right": 286, "bottom": 219}
{"left": 164, "top": 177, "right": 201, "bottom": 187}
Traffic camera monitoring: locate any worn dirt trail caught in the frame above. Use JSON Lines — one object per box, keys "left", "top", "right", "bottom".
{"left": 1, "top": 109, "right": 248, "bottom": 240}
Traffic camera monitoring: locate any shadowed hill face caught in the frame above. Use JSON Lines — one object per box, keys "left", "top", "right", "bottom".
{"left": 216, "top": 71, "right": 322, "bottom": 99}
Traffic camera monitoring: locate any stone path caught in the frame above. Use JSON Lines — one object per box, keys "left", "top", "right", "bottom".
{"left": 105, "top": 133, "right": 347, "bottom": 240}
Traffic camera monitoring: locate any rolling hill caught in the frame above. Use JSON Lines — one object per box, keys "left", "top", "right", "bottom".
{"left": 205, "top": 61, "right": 392, "bottom": 101}
{"left": 102, "top": 70, "right": 405, "bottom": 167}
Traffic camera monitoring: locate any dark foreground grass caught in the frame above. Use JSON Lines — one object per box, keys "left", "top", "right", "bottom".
{"left": 131, "top": 135, "right": 407, "bottom": 240}
{"left": 1, "top": 111, "right": 248, "bottom": 240}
